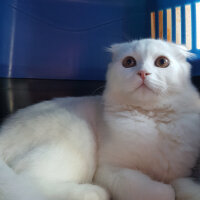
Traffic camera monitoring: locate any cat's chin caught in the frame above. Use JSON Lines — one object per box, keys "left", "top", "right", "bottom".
{"left": 128, "top": 87, "right": 168, "bottom": 109}
{"left": 132, "top": 82, "right": 161, "bottom": 100}
{"left": 104, "top": 89, "right": 164, "bottom": 111}
{"left": 130, "top": 93, "right": 158, "bottom": 106}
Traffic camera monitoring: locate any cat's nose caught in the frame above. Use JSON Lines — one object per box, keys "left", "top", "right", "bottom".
{"left": 137, "top": 70, "right": 151, "bottom": 81}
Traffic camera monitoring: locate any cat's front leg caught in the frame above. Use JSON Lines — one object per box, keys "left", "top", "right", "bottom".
{"left": 94, "top": 164, "right": 175, "bottom": 200}
{"left": 172, "top": 178, "right": 200, "bottom": 200}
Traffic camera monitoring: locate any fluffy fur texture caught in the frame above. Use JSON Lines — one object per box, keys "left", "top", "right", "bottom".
{"left": 0, "top": 39, "right": 199, "bottom": 200}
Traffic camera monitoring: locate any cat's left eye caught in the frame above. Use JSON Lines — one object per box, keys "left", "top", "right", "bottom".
{"left": 155, "top": 56, "right": 170, "bottom": 68}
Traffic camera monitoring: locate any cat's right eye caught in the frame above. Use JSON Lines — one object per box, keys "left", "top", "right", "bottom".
{"left": 122, "top": 56, "right": 137, "bottom": 68}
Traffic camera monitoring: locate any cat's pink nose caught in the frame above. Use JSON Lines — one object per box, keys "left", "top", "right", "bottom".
{"left": 137, "top": 70, "right": 151, "bottom": 81}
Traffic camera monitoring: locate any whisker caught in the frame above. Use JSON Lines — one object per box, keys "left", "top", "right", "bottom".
{"left": 146, "top": 78, "right": 167, "bottom": 93}
{"left": 92, "top": 85, "right": 105, "bottom": 95}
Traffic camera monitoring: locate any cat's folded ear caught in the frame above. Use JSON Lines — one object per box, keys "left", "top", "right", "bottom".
{"left": 105, "top": 41, "right": 135, "bottom": 60}
{"left": 105, "top": 43, "right": 128, "bottom": 60}
{"left": 172, "top": 43, "right": 196, "bottom": 59}
{"left": 106, "top": 43, "right": 125, "bottom": 54}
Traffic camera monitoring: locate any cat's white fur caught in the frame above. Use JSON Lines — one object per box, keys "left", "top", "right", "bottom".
{"left": 0, "top": 39, "right": 199, "bottom": 200}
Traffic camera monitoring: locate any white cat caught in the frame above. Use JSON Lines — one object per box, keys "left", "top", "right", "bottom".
{"left": 0, "top": 39, "right": 199, "bottom": 200}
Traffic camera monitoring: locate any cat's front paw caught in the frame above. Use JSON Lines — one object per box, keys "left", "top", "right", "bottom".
{"left": 79, "top": 184, "right": 109, "bottom": 200}
{"left": 172, "top": 178, "right": 200, "bottom": 200}
{"left": 154, "top": 183, "right": 175, "bottom": 200}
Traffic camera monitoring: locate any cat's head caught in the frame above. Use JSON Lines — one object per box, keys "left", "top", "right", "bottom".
{"left": 103, "top": 39, "right": 195, "bottom": 109}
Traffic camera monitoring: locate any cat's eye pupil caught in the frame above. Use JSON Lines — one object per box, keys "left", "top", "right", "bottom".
{"left": 127, "top": 59, "right": 132, "bottom": 64}
{"left": 159, "top": 59, "right": 165, "bottom": 65}
{"left": 122, "top": 56, "right": 136, "bottom": 68}
{"left": 155, "top": 56, "right": 170, "bottom": 68}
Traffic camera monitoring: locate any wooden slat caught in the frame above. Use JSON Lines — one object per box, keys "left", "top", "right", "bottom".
{"left": 167, "top": 8, "right": 172, "bottom": 42}
{"left": 159, "top": 10, "right": 163, "bottom": 39}
{"left": 185, "top": 4, "right": 192, "bottom": 50}
{"left": 151, "top": 12, "right": 156, "bottom": 38}
{"left": 196, "top": 2, "right": 200, "bottom": 49}
{"left": 175, "top": 7, "right": 182, "bottom": 45}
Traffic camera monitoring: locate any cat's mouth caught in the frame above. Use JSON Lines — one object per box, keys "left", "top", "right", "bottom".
{"left": 135, "top": 83, "right": 154, "bottom": 92}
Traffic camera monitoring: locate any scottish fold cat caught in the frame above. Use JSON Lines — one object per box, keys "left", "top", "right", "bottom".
{"left": 0, "top": 39, "right": 199, "bottom": 200}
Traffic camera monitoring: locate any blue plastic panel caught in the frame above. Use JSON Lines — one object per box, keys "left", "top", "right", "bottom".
{"left": 0, "top": 0, "right": 148, "bottom": 80}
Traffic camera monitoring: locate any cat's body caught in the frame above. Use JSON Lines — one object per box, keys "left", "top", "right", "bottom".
{"left": 0, "top": 39, "right": 199, "bottom": 200}
{"left": 0, "top": 96, "right": 104, "bottom": 200}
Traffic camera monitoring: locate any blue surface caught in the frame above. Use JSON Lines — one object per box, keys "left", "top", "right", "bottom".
{"left": 0, "top": 0, "right": 148, "bottom": 80}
